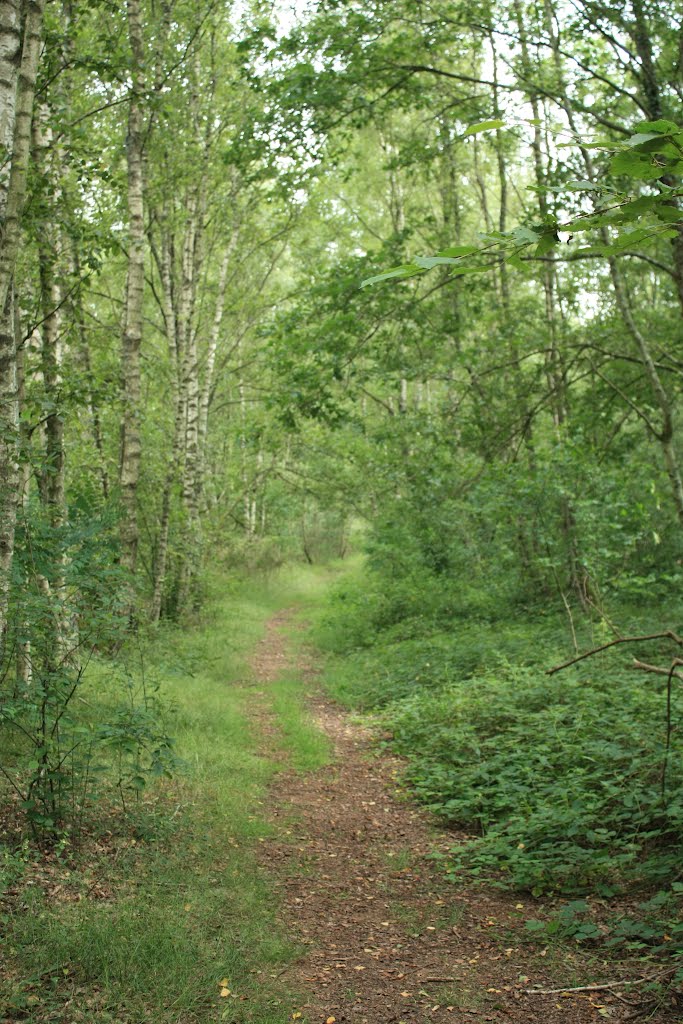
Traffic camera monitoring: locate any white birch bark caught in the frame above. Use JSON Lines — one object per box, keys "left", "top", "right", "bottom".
{"left": 0, "top": 0, "right": 45, "bottom": 646}
{"left": 149, "top": 228, "right": 181, "bottom": 623}
{"left": 119, "top": 0, "right": 146, "bottom": 584}
{"left": 197, "top": 244, "right": 232, "bottom": 511}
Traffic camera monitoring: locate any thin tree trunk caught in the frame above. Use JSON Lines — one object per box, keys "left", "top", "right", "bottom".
{"left": 150, "top": 228, "right": 183, "bottom": 623}
{"left": 119, "top": 0, "right": 146, "bottom": 587}
{"left": 197, "top": 243, "right": 233, "bottom": 511}
{"left": 176, "top": 189, "right": 206, "bottom": 610}
{"left": 0, "top": 0, "right": 45, "bottom": 647}
{"left": 609, "top": 263, "right": 683, "bottom": 525}
{"left": 72, "top": 249, "right": 109, "bottom": 500}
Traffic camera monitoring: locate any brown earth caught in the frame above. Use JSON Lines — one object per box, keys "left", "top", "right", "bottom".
{"left": 251, "top": 611, "right": 673, "bottom": 1024}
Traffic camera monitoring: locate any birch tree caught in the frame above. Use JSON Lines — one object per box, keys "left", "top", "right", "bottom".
{"left": 119, "top": 0, "right": 146, "bottom": 586}
{"left": 0, "top": 0, "right": 45, "bottom": 645}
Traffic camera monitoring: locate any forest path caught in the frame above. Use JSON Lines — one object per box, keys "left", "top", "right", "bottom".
{"left": 248, "top": 611, "right": 619, "bottom": 1024}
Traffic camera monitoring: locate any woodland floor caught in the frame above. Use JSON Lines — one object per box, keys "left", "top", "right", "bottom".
{"left": 248, "top": 610, "right": 668, "bottom": 1024}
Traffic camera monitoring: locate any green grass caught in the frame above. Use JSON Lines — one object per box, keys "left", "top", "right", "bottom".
{"left": 0, "top": 565, "right": 336, "bottom": 1024}
{"left": 269, "top": 672, "right": 330, "bottom": 772}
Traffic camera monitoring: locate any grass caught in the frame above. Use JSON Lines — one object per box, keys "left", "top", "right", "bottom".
{"left": 0, "top": 564, "right": 336, "bottom": 1024}
{"left": 269, "top": 671, "right": 330, "bottom": 772}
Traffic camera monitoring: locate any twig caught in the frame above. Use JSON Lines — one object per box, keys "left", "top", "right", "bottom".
{"left": 632, "top": 659, "right": 683, "bottom": 681}
{"left": 525, "top": 969, "right": 673, "bottom": 995}
{"left": 547, "top": 632, "right": 683, "bottom": 675}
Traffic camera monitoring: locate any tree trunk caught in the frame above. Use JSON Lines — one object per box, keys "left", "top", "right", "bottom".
{"left": 197, "top": 242, "right": 233, "bottom": 512}
{"left": 119, "top": 0, "right": 146, "bottom": 587}
{"left": 0, "top": 0, "right": 46, "bottom": 647}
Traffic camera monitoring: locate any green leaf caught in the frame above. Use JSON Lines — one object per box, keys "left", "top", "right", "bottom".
{"left": 436, "top": 244, "right": 480, "bottom": 258}
{"left": 624, "top": 132, "right": 666, "bottom": 149}
{"left": 535, "top": 232, "right": 559, "bottom": 256}
{"left": 654, "top": 204, "right": 683, "bottom": 223}
{"left": 512, "top": 226, "right": 540, "bottom": 244}
{"left": 563, "top": 179, "right": 603, "bottom": 192}
{"left": 634, "top": 119, "right": 681, "bottom": 135}
{"left": 415, "top": 251, "right": 481, "bottom": 268}
{"left": 463, "top": 119, "right": 505, "bottom": 137}
{"left": 506, "top": 252, "right": 526, "bottom": 270}
{"left": 611, "top": 150, "right": 674, "bottom": 180}
{"left": 361, "top": 264, "right": 423, "bottom": 287}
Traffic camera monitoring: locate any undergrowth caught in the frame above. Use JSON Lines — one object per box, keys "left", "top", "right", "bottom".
{"left": 315, "top": 558, "right": 683, "bottom": 981}
{"left": 0, "top": 566, "right": 331, "bottom": 1024}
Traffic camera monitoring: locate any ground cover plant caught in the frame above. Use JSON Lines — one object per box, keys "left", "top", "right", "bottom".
{"left": 0, "top": 569, "right": 328, "bottom": 1023}
{"left": 316, "top": 559, "right": 683, "bottom": 995}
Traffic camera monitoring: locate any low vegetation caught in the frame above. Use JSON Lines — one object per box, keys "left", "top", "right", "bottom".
{"left": 316, "top": 558, "right": 683, "bottom": 986}
{"left": 0, "top": 570, "right": 326, "bottom": 1023}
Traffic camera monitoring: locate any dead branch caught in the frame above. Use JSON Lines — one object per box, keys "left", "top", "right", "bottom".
{"left": 632, "top": 658, "right": 683, "bottom": 681}
{"left": 524, "top": 968, "right": 674, "bottom": 995}
{"left": 547, "top": 632, "right": 683, "bottom": 675}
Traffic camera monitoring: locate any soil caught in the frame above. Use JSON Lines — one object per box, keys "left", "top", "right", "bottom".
{"left": 250, "top": 611, "right": 673, "bottom": 1024}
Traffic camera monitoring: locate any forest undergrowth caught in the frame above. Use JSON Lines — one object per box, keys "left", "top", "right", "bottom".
{"left": 0, "top": 567, "right": 330, "bottom": 1024}
{"left": 314, "top": 557, "right": 683, "bottom": 1003}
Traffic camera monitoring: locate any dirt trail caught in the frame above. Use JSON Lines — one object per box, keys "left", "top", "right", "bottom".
{"left": 251, "top": 613, "right": 632, "bottom": 1024}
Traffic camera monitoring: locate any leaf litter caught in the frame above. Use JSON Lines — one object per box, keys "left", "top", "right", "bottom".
{"left": 247, "top": 613, "right": 679, "bottom": 1023}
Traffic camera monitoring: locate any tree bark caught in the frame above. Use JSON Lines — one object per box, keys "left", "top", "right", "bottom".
{"left": 119, "top": 0, "right": 146, "bottom": 586}
{"left": 197, "top": 243, "right": 233, "bottom": 512}
{"left": 0, "top": 0, "right": 45, "bottom": 647}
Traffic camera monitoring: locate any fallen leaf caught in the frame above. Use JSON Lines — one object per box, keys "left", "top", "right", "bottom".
{"left": 326, "top": 1017, "right": 336, "bottom": 1023}
{"left": 219, "top": 978, "right": 230, "bottom": 988}
{"left": 220, "top": 988, "right": 230, "bottom": 998}
{"left": 292, "top": 1014, "right": 302, "bottom": 1021}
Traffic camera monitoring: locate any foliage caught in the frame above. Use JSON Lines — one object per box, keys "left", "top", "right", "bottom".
{"left": 1, "top": 571, "right": 320, "bottom": 1023}
{"left": 318, "top": 566, "right": 683, "bottom": 897}
{"left": 363, "top": 119, "right": 683, "bottom": 287}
